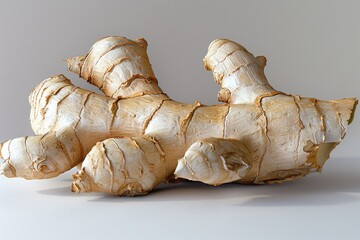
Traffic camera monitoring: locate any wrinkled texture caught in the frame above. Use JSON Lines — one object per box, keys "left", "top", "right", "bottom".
{"left": 0, "top": 36, "right": 357, "bottom": 196}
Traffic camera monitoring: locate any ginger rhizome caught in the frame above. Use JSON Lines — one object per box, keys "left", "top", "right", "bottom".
{"left": 0, "top": 36, "right": 357, "bottom": 196}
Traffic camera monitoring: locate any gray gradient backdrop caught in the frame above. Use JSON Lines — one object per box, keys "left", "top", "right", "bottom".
{"left": 0, "top": 0, "right": 359, "bottom": 158}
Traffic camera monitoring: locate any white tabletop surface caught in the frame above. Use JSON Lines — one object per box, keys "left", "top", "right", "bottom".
{"left": 0, "top": 157, "right": 359, "bottom": 240}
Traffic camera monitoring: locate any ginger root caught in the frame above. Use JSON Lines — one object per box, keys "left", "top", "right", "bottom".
{"left": 0, "top": 36, "right": 357, "bottom": 196}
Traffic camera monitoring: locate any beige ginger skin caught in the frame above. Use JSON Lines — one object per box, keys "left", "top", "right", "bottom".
{"left": 0, "top": 36, "right": 357, "bottom": 196}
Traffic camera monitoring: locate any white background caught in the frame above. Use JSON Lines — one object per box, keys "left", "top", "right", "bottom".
{"left": 0, "top": 1, "right": 359, "bottom": 239}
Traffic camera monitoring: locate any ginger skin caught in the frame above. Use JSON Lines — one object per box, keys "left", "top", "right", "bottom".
{"left": 0, "top": 36, "right": 357, "bottom": 196}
